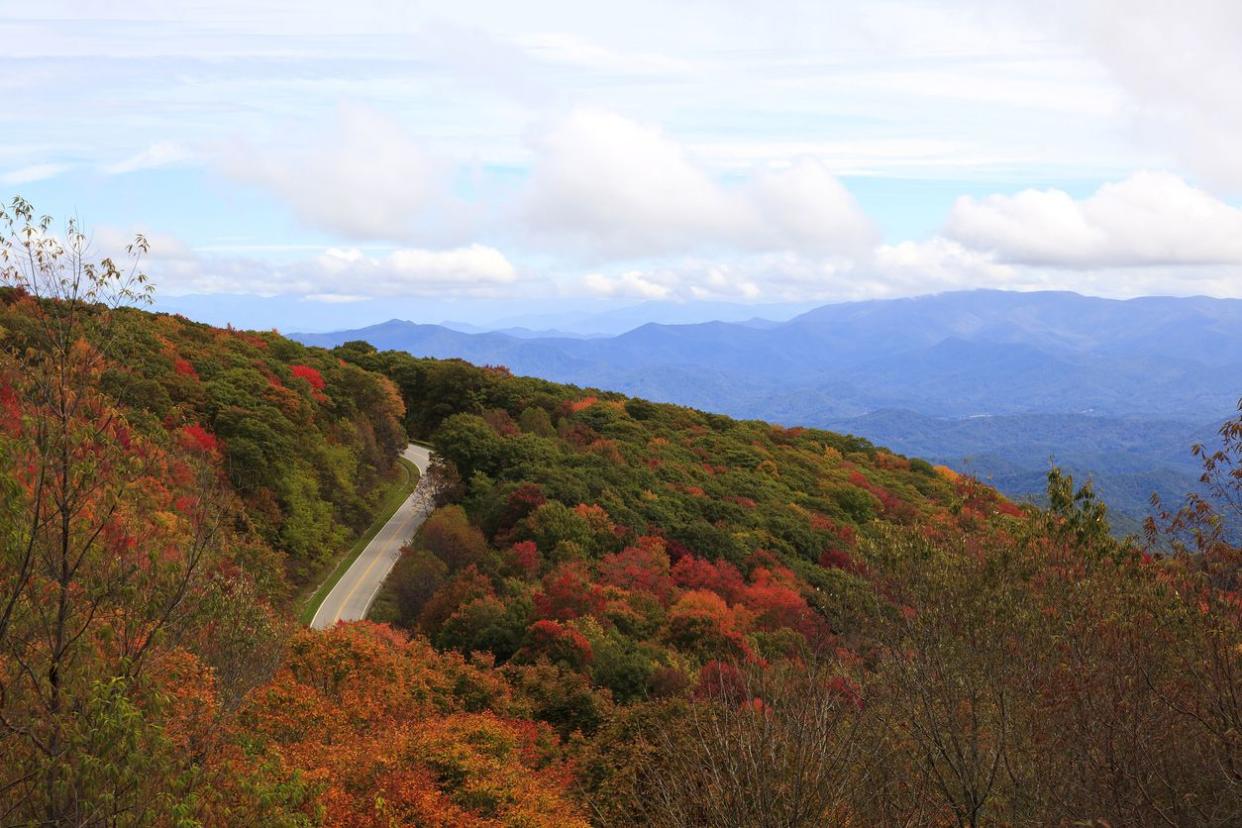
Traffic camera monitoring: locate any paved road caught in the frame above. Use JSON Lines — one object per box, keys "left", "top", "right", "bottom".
{"left": 310, "top": 444, "right": 434, "bottom": 629}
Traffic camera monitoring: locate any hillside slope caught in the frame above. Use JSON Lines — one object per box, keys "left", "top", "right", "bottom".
{"left": 1, "top": 288, "right": 408, "bottom": 591}
{"left": 4, "top": 267, "right": 1240, "bottom": 824}
{"left": 335, "top": 343, "right": 979, "bottom": 682}
{"left": 292, "top": 289, "right": 1242, "bottom": 522}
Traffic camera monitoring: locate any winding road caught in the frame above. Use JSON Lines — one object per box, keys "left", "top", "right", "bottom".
{"left": 310, "top": 443, "right": 434, "bottom": 629}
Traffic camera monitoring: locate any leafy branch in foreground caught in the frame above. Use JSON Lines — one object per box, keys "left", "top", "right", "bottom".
{"left": 0, "top": 199, "right": 242, "bottom": 824}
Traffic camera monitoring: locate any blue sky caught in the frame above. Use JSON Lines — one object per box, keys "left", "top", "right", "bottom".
{"left": 4, "top": 1, "right": 1242, "bottom": 329}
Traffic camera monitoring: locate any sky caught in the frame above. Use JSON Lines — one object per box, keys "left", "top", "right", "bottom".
{"left": 4, "top": 0, "right": 1242, "bottom": 329}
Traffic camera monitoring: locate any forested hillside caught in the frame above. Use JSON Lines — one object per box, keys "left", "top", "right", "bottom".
{"left": 340, "top": 341, "right": 1242, "bottom": 827}
{"left": 2, "top": 203, "right": 1241, "bottom": 826}
{"left": 341, "top": 342, "right": 972, "bottom": 688}
{"left": 1, "top": 291, "right": 407, "bottom": 591}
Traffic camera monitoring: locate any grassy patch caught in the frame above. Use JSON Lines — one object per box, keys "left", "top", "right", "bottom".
{"left": 297, "top": 457, "right": 419, "bottom": 625}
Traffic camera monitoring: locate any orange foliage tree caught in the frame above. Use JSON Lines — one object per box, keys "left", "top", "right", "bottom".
{"left": 237, "top": 623, "right": 588, "bottom": 827}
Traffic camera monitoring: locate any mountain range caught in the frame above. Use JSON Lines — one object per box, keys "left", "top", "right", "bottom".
{"left": 292, "top": 289, "right": 1242, "bottom": 525}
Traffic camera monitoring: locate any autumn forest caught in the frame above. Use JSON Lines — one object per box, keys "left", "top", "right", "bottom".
{"left": 2, "top": 199, "right": 1241, "bottom": 827}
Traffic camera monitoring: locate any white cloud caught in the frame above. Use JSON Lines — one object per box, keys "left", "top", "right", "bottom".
{"left": 1013, "top": 0, "right": 1242, "bottom": 191}
{"left": 524, "top": 108, "right": 744, "bottom": 256}
{"left": 945, "top": 171, "right": 1242, "bottom": 267}
{"left": 576, "top": 253, "right": 854, "bottom": 303}
{"left": 873, "top": 237, "right": 1019, "bottom": 294}
{"left": 0, "top": 163, "right": 70, "bottom": 185}
{"left": 102, "top": 141, "right": 193, "bottom": 175}
{"left": 581, "top": 271, "right": 672, "bottom": 299}
{"left": 571, "top": 241, "right": 1022, "bottom": 305}
{"left": 523, "top": 108, "right": 877, "bottom": 259}
{"left": 314, "top": 244, "right": 517, "bottom": 293}
{"left": 746, "top": 160, "right": 878, "bottom": 254}
{"left": 573, "top": 223, "right": 1242, "bottom": 306}
{"left": 92, "top": 225, "right": 520, "bottom": 298}
{"left": 303, "top": 293, "right": 369, "bottom": 303}
{"left": 218, "top": 103, "right": 445, "bottom": 242}
{"left": 871, "top": 234, "right": 1242, "bottom": 300}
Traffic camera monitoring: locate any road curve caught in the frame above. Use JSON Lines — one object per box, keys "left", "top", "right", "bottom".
{"left": 310, "top": 444, "right": 434, "bottom": 629}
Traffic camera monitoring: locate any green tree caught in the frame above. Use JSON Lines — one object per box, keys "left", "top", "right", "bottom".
{"left": 434, "top": 412, "right": 504, "bottom": 480}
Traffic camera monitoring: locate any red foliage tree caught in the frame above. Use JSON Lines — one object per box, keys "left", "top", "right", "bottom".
{"left": 519, "top": 619, "right": 594, "bottom": 671}
{"left": 534, "top": 562, "right": 607, "bottom": 621}
{"left": 598, "top": 536, "right": 677, "bottom": 605}
{"left": 290, "top": 363, "right": 326, "bottom": 391}
{"left": 671, "top": 555, "right": 746, "bottom": 604}
{"left": 179, "top": 422, "right": 220, "bottom": 454}
{"left": 504, "top": 540, "right": 543, "bottom": 580}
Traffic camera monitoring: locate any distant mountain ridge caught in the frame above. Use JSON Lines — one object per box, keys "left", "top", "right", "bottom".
{"left": 293, "top": 290, "right": 1242, "bottom": 420}
{"left": 157, "top": 294, "right": 819, "bottom": 336}
{"left": 291, "top": 289, "right": 1242, "bottom": 524}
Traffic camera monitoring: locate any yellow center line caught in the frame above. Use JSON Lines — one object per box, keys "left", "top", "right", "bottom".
{"left": 331, "top": 496, "right": 408, "bottom": 624}
{"left": 317, "top": 447, "right": 431, "bottom": 627}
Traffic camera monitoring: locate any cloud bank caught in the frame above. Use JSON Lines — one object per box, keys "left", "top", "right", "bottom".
{"left": 523, "top": 109, "right": 878, "bottom": 259}
{"left": 219, "top": 104, "right": 444, "bottom": 242}
{"left": 946, "top": 172, "right": 1242, "bottom": 268}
